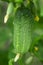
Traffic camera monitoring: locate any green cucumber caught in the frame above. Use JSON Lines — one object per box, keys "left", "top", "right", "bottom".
{"left": 4, "top": 2, "right": 14, "bottom": 23}
{"left": 13, "top": 8, "right": 34, "bottom": 54}
{"left": 6, "top": 2, "right": 14, "bottom": 15}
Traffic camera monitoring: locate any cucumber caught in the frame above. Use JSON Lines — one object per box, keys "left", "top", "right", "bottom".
{"left": 4, "top": 2, "right": 14, "bottom": 23}
{"left": 13, "top": 8, "right": 34, "bottom": 54}
{"left": 6, "top": 2, "right": 14, "bottom": 15}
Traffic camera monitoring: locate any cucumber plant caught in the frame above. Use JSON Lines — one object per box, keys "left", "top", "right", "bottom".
{"left": 0, "top": 0, "right": 43, "bottom": 65}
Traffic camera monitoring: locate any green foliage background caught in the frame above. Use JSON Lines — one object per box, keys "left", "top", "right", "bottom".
{"left": 0, "top": 0, "right": 43, "bottom": 65}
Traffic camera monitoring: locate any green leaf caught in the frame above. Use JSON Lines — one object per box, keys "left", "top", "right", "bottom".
{"left": 33, "top": 0, "right": 40, "bottom": 15}
{"left": 30, "top": 20, "right": 43, "bottom": 51}
{"left": 8, "top": 58, "right": 14, "bottom": 65}
{"left": 30, "top": 23, "right": 43, "bottom": 61}
{"left": 33, "top": 39, "right": 43, "bottom": 61}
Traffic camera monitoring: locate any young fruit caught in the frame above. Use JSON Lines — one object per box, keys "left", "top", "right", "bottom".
{"left": 13, "top": 7, "right": 34, "bottom": 55}
{"left": 4, "top": 2, "right": 14, "bottom": 23}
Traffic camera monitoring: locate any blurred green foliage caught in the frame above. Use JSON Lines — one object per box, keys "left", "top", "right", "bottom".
{"left": 0, "top": 0, "right": 43, "bottom": 65}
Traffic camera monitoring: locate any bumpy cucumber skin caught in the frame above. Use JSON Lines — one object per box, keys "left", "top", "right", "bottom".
{"left": 13, "top": 8, "right": 34, "bottom": 54}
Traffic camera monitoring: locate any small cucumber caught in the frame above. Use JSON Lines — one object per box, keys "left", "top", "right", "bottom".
{"left": 13, "top": 8, "right": 34, "bottom": 54}
{"left": 4, "top": 2, "right": 14, "bottom": 23}
{"left": 6, "top": 2, "right": 14, "bottom": 15}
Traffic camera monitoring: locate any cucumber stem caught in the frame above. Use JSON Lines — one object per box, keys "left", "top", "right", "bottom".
{"left": 14, "top": 4, "right": 20, "bottom": 15}
{"left": 14, "top": 53, "right": 20, "bottom": 62}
